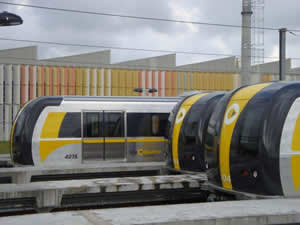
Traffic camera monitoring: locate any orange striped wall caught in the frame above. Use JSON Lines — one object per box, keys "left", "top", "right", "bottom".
{"left": 5, "top": 65, "right": 246, "bottom": 105}
{"left": 5, "top": 62, "right": 297, "bottom": 141}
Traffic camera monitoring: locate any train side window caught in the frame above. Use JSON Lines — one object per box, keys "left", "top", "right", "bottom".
{"left": 152, "top": 113, "right": 169, "bottom": 137}
{"left": 239, "top": 105, "right": 265, "bottom": 153}
{"left": 127, "top": 113, "right": 169, "bottom": 137}
{"left": 104, "top": 112, "right": 124, "bottom": 137}
{"left": 83, "top": 112, "right": 103, "bottom": 138}
{"left": 127, "top": 113, "right": 151, "bottom": 137}
{"left": 58, "top": 112, "right": 81, "bottom": 138}
{"left": 152, "top": 115, "right": 160, "bottom": 135}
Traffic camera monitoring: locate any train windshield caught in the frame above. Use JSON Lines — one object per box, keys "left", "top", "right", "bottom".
{"left": 238, "top": 104, "right": 266, "bottom": 153}
{"left": 180, "top": 104, "right": 204, "bottom": 151}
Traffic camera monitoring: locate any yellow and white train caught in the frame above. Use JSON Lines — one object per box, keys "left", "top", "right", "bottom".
{"left": 11, "top": 81, "right": 300, "bottom": 197}
{"left": 11, "top": 96, "right": 179, "bottom": 166}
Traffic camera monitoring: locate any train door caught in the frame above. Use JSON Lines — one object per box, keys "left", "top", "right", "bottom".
{"left": 103, "top": 111, "right": 125, "bottom": 160}
{"left": 82, "top": 111, "right": 125, "bottom": 161}
{"left": 82, "top": 111, "right": 105, "bottom": 161}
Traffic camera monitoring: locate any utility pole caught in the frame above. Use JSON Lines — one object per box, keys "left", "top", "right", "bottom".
{"left": 241, "top": 0, "right": 253, "bottom": 86}
{"left": 279, "top": 28, "right": 287, "bottom": 81}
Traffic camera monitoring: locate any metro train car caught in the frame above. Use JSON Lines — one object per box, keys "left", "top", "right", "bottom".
{"left": 10, "top": 96, "right": 180, "bottom": 166}
{"left": 167, "top": 92, "right": 225, "bottom": 172}
{"left": 205, "top": 81, "right": 300, "bottom": 197}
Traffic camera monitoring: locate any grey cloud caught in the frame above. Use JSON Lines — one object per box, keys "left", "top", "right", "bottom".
{"left": 0, "top": 0, "right": 299, "bottom": 66}
{"left": 32, "top": 0, "right": 177, "bottom": 34}
{"left": 265, "top": 1, "right": 300, "bottom": 29}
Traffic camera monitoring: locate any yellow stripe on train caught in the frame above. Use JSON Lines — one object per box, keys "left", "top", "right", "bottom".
{"left": 219, "top": 83, "right": 271, "bottom": 189}
{"left": 172, "top": 93, "right": 209, "bottom": 170}
{"left": 39, "top": 137, "right": 166, "bottom": 162}
{"left": 291, "top": 115, "right": 300, "bottom": 192}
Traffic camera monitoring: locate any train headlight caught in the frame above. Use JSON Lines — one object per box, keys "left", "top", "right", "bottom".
{"left": 252, "top": 170, "right": 258, "bottom": 178}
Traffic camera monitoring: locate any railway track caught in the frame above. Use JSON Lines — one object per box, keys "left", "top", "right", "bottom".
{"left": 0, "top": 188, "right": 208, "bottom": 215}
{"left": 0, "top": 174, "right": 208, "bottom": 214}
{"left": 0, "top": 162, "right": 166, "bottom": 184}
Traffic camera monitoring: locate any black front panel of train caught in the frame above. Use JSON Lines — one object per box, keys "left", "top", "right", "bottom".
{"left": 178, "top": 94, "right": 224, "bottom": 172}
{"left": 229, "top": 82, "right": 300, "bottom": 196}
{"left": 229, "top": 97, "right": 271, "bottom": 195}
{"left": 12, "top": 97, "right": 63, "bottom": 165}
{"left": 178, "top": 105, "right": 204, "bottom": 171}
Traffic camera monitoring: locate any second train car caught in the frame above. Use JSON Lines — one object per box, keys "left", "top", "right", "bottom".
{"left": 167, "top": 92, "right": 225, "bottom": 172}
{"left": 11, "top": 96, "right": 180, "bottom": 166}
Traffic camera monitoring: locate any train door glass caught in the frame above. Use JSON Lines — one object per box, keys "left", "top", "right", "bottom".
{"left": 82, "top": 111, "right": 125, "bottom": 161}
{"left": 82, "top": 111, "right": 104, "bottom": 160}
{"left": 103, "top": 111, "right": 125, "bottom": 160}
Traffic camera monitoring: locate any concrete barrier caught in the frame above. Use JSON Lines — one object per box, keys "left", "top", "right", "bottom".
{"left": 0, "top": 174, "right": 207, "bottom": 209}
{"left": 0, "top": 161, "right": 166, "bottom": 183}
{"left": 0, "top": 198, "right": 299, "bottom": 225}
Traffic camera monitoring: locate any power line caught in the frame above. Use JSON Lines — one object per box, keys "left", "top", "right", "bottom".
{"left": 0, "top": 36, "right": 289, "bottom": 60}
{"left": 5, "top": 36, "right": 300, "bottom": 62}
{"left": 0, "top": 36, "right": 239, "bottom": 57}
{"left": 0, "top": 1, "right": 294, "bottom": 32}
{"left": 1, "top": 55, "right": 300, "bottom": 75}
{"left": 1, "top": 46, "right": 300, "bottom": 67}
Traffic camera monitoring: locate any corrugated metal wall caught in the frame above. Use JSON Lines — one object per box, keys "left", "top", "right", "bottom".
{"left": 2, "top": 63, "right": 298, "bottom": 141}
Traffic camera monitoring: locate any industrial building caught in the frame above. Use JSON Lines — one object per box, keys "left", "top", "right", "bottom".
{"left": 0, "top": 46, "right": 299, "bottom": 141}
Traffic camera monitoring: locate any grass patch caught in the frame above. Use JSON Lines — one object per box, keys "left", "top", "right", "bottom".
{"left": 0, "top": 142, "right": 10, "bottom": 154}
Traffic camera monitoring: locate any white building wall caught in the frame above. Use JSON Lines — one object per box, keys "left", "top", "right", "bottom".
{"left": 4, "top": 65, "right": 12, "bottom": 141}
{"left": 32, "top": 65, "right": 37, "bottom": 99}
{"left": 12, "top": 65, "right": 20, "bottom": 121}
{"left": 0, "top": 65, "right": 3, "bottom": 141}
{"left": 161, "top": 71, "right": 165, "bottom": 97}
{"left": 24, "top": 65, "right": 29, "bottom": 103}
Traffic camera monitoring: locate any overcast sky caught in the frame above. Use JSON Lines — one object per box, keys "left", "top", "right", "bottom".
{"left": 1, "top": 0, "right": 300, "bottom": 67}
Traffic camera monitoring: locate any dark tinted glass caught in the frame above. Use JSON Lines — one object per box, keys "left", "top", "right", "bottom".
{"left": 153, "top": 113, "right": 169, "bottom": 137}
{"left": 127, "top": 113, "right": 151, "bottom": 137}
{"left": 104, "top": 112, "right": 124, "bottom": 137}
{"left": 239, "top": 104, "right": 265, "bottom": 153}
{"left": 127, "top": 113, "right": 169, "bottom": 137}
{"left": 59, "top": 112, "right": 81, "bottom": 138}
{"left": 205, "top": 96, "right": 228, "bottom": 149}
{"left": 182, "top": 108, "right": 201, "bottom": 146}
{"left": 83, "top": 112, "right": 103, "bottom": 138}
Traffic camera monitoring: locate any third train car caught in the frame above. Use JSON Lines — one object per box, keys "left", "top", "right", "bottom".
{"left": 205, "top": 81, "right": 300, "bottom": 197}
